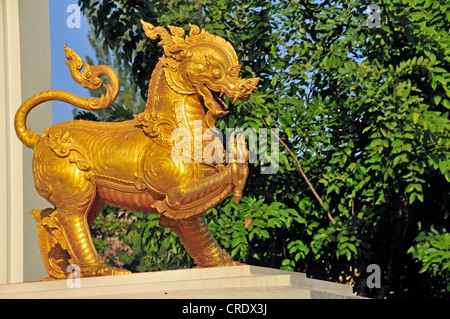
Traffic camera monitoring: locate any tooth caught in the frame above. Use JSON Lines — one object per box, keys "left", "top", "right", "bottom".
{"left": 232, "top": 96, "right": 238, "bottom": 104}
{"left": 220, "top": 91, "right": 224, "bottom": 97}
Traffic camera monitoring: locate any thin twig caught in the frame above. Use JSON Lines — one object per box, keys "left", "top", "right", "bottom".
{"left": 260, "top": 118, "right": 336, "bottom": 225}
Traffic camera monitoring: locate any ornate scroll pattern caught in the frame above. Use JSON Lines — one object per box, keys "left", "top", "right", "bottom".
{"left": 134, "top": 111, "right": 178, "bottom": 148}
{"left": 46, "top": 129, "right": 92, "bottom": 180}
{"left": 30, "top": 208, "right": 73, "bottom": 280}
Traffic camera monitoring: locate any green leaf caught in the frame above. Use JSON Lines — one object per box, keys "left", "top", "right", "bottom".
{"left": 271, "top": 75, "right": 279, "bottom": 86}
{"left": 413, "top": 112, "right": 420, "bottom": 124}
{"left": 405, "top": 183, "right": 415, "bottom": 193}
{"left": 285, "top": 127, "right": 294, "bottom": 139}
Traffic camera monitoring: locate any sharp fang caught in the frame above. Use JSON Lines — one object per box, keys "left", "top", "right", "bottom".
{"left": 232, "top": 96, "right": 238, "bottom": 104}
{"left": 220, "top": 91, "right": 224, "bottom": 97}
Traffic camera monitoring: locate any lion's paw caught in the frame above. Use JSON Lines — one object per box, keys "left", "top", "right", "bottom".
{"left": 80, "top": 263, "right": 131, "bottom": 277}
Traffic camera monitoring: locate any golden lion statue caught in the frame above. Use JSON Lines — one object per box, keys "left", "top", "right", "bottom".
{"left": 15, "top": 21, "right": 258, "bottom": 279}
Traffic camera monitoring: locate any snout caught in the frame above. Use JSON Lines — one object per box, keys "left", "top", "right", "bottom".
{"left": 237, "top": 77, "right": 259, "bottom": 101}
{"left": 222, "top": 77, "right": 259, "bottom": 103}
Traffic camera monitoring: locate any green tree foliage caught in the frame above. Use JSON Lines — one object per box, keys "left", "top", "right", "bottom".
{"left": 73, "top": 28, "right": 145, "bottom": 121}
{"left": 78, "top": 0, "right": 449, "bottom": 298}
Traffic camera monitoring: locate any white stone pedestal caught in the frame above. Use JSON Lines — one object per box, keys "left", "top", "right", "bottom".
{"left": 0, "top": 265, "right": 359, "bottom": 299}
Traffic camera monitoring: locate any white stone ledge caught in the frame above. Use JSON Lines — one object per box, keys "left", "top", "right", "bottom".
{"left": 0, "top": 265, "right": 359, "bottom": 299}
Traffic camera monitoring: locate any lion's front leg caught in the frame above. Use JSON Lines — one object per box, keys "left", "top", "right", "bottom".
{"left": 157, "top": 165, "right": 235, "bottom": 219}
{"left": 160, "top": 214, "right": 240, "bottom": 267}
{"left": 156, "top": 133, "right": 249, "bottom": 219}
{"left": 156, "top": 163, "right": 245, "bottom": 267}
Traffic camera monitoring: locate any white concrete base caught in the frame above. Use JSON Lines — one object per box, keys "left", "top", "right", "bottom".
{"left": 0, "top": 265, "right": 358, "bottom": 299}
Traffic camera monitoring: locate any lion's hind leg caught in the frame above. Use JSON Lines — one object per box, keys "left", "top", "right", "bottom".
{"left": 33, "top": 140, "right": 131, "bottom": 277}
{"left": 48, "top": 182, "right": 131, "bottom": 277}
{"left": 55, "top": 204, "right": 131, "bottom": 277}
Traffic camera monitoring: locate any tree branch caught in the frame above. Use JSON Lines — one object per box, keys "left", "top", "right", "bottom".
{"left": 260, "top": 118, "right": 336, "bottom": 225}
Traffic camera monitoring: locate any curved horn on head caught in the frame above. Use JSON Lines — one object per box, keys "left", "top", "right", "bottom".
{"left": 188, "top": 23, "right": 201, "bottom": 36}
{"left": 140, "top": 19, "right": 174, "bottom": 47}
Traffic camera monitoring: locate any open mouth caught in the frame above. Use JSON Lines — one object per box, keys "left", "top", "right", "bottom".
{"left": 211, "top": 90, "right": 230, "bottom": 113}
{"left": 200, "top": 76, "right": 258, "bottom": 122}
{"left": 207, "top": 84, "right": 247, "bottom": 116}
{"left": 199, "top": 77, "right": 258, "bottom": 128}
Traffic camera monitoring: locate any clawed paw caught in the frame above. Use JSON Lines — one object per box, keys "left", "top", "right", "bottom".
{"left": 227, "top": 132, "right": 249, "bottom": 164}
{"left": 229, "top": 162, "right": 249, "bottom": 204}
{"left": 193, "top": 250, "right": 242, "bottom": 268}
{"left": 79, "top": 263, "right": 131, "bottom": 277}
{"left": 227, "top": 132, "right": 249, "bottom": 204}
{"left": 95, "top": 265, "right": 131, "bottom": 276}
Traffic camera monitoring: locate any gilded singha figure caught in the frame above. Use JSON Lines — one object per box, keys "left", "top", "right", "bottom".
{"left": 15, "top": 21, "right": 258, "bottom": 279}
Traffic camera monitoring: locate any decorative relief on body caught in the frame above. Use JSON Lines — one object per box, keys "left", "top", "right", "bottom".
{"left": 15, "top": 21, "right": 258, "bottom": 278}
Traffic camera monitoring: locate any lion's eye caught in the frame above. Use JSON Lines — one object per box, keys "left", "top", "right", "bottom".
{"left": 212, "top": 69, "right": 222, "bottom": 79}
{"left": 228, "top": 65, "right": 242, "bottom": 77}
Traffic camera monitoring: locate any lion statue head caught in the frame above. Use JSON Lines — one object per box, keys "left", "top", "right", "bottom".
{"left": 141, "top": 20, "right": 259, "bottom": 127}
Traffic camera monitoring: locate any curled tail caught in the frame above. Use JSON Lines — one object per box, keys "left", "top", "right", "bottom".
{"left": 14, "top": 45, "right": 119, "bottom": 149}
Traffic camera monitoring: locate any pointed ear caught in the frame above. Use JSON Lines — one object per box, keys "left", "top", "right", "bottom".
{"left": 140, "top": 19, "right": 174, "bottom": 47}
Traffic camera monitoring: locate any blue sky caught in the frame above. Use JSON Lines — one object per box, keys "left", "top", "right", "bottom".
{"left": 49, "top": 0, "right": 95, "bottom": 124}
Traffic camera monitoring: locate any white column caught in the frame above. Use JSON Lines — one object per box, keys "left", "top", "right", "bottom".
{"left": 19, "top": 0, "right": 52, "bottom": 282}
{"left": 0, "top": 0, "right": 52, "bottom": 284}
{"left": 0, "top": 0, "right": 24, "bottom": 284}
